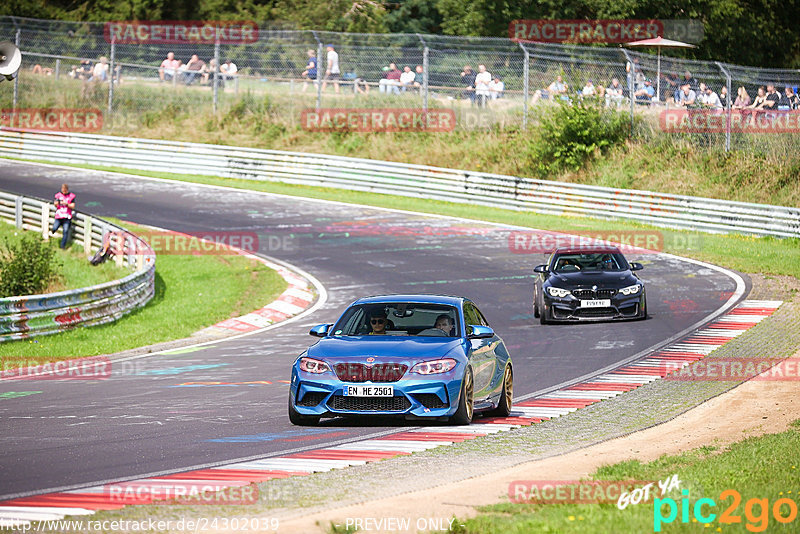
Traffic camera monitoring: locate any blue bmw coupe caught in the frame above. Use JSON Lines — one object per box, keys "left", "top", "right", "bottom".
{"left": 288, "top": 295, "right": 513, "bottom": 425}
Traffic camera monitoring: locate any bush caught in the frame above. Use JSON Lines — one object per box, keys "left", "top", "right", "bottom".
{"left": 0, "top": 235, "right": 62, "bottom": 296}
{"left": 531, "top": 101, "right": 630, "bottom": 177}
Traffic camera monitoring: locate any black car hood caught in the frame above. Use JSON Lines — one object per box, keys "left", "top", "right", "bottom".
{"left": 548, "top": 270, "right": 638, "bottom": 288}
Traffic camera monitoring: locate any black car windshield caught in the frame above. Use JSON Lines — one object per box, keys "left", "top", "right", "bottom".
{"left": 331, "top": 303, "right": 460, "bottom": 337}
{"left": 551, "top": 252, "right": 628, "bottom": 272}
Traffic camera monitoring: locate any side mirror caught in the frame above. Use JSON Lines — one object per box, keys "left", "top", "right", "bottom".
{"left": 467, "top": 325, "right": 495, "bottom": 339}
{"left": 533, "top": 264, "right": 549, "bottom": 274}
{"left": 309, "top": 324, "right": 332, "bottom": 337}
{"left": 629, "top": 262, "right": 644, "bottom": 271}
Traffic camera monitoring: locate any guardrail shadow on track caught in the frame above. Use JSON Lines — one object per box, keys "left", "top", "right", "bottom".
{"left": 0, "top": 189, "right": 155, "bottom": 342}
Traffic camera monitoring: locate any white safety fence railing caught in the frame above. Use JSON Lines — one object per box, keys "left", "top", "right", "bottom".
{"left": 0, "top": 188, "right": 156, "bottom": 342}
{"left": 0, "top": 129, "right": 798, "bottom": 238}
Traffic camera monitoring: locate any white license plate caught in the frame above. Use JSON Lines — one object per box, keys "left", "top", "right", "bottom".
{"left": 580, "top": 299, "right": 611, "bottom": 308}
{"left": 343, "top": 385, "right": 394, "bottom": 397}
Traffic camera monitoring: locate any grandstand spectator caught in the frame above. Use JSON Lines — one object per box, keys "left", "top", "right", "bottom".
{"left": 400, "top": 65, "right": 415, "bottom": 91}
{"left": 89, "top": 56, "right": 109, "bottom": 82}
{"left": 489, "top": 76, "right": 504, "bottom": 99}
{"left": 221, "top": 59, "right": 237, "bottom": 81}
{"left": 605, "top": 78, "right": 624, "bottom": 108}
{"left": 676, "top": 84, "right": 697, "bottom": 107}
{"left": 634, "top": 79, "right": 655, "bottom": 104}
{"left": 413, "top": 65, "right": 424, "bottom": 90}
{"left": 701, "top": 85, "right": 723, "bottom": 109}
{"left": 300, "top": 49, "right": 317, "bottom": 93}
{"left": 475, "top": 64, "right": 492, "bottom": 107}
{"left": 582, "top": 79, "right": 597, "bottom": 97}
{"left": 379, "top": 63, "right": 401, "bottom": 94}
{"left": 719, "top": 86, "right": 729, "bottom": 108}
{"left": 747, "top": 86, "right": 768, "bottom": 109}
{"left": 763, "top": 84, "right": 780, "bottom": 109}
{"left": 733, "top": 86, "right": 751, "bottom": 109}
{"left": 531, "top": 75, "right": 568, "bottom": 104}
{"left": 321, "top": 44, "right": 341, "bottom": 94}
{"left": 182, "top": 55, "right": 205, "bottom": 85}
{"left": 460, "top": 65, "right": 476, "bottom": 103}
{"left": 159, "top": 52, "right": 181, "bottom": 82}
{"left": 783, "top": 86, "right": 799, "bottom": 109}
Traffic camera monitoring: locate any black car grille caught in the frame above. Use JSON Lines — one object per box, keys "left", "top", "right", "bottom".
{"left": 572, "top": 288, "right": 617, "bottom": 299}
{"left": 575, "top": 308, "right": 617, "bottom": 318}
{"left": 412, "top": 393, "right": 448, "bottom": 410}
{"left": 297, "top": 391, "right": 328, "bottom": 407}
{"left": 329, "top": 396, "right": 411, "bottom": 412}
{"left": 334, "top": 363, "right": 408, "bottom": 383}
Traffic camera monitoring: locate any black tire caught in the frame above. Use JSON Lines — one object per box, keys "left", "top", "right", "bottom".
{"left": 539, "top": 305, "right": 550, "bottom": 325}
{"left": 533, "top": 290, "right": 540, "bottom": 318}
{"left": 288, "top": 397, "right": 320, "bottom": 426}
{"left": 488, "top": 365, "right": 513, "bottom": 417}
{"left": 639, "top": 295, "right": 648, "bottom": 320}
{"left": 450, "top": 368, "right": 474, "bottom": 425}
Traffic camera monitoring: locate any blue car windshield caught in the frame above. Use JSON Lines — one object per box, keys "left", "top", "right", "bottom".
{"left": 331, "top": 303, "right": 460, "bottom": 337}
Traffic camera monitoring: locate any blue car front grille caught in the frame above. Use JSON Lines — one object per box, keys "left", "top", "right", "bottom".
{"left": 333, "top": 363, "right": 408, "bottom": 383}
{"left": 329, "top": 395, "right": 411, "bottom": 412}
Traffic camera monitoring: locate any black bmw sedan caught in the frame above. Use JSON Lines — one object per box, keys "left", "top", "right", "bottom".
{"left": 533, "top": 246, "right": 647, "bottom": 324}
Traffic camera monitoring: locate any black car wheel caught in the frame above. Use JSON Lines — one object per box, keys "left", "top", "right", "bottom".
{"left": 450, "top": 368, "right": 474, "bottom": 425}
{"left": 288, "top": 396, "right": 321, "bottom": 426}
{"left": 533, "top": 289, "right": 540, "bottom": 318}
{"left": 488, "top": 365, "right": 513, "bottom": 417}
{"left": 539, "top": 304, "right": 550, "bottom": 325}
{"left": 639, "top": 295, "right": 648, "bottom": 320}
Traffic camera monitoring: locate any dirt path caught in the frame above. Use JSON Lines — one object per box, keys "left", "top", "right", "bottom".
{"left": 276, "top": 360, "right": 800, "bottom": 533}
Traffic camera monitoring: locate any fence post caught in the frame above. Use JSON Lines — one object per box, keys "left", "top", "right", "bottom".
{"left": 55, "top": 58, "right": 60, "bottom": 80}
{"left": 312, "top": 31, "right": 323, "bottom": 112}
{"left": 14, "top": 197, "right": 22, "bottom": 229}
{"left": 622, "top": 49, "right": 635, "bottom": 137}
{"left": 212, "top": 40, "right": 220, "bottom": 113}
{"left": 12, "top": 30, "right": 20, "bottom": 117}
{"left": 41, "top": 203, "right": 49, "bottom": 240}
{"left": 84, "top": 216, "right": 92, "bottom": 255}
{"left": 417, "top": 34, "right": 429, "bottom": 114}
{"left": 519, "top": 43, "right": 529, "bottom": 130}
{"left": 716, "top": 62, "right": 732, "bottom": 152}
{"left": 107, "top": 39, "right": 116, "bottom": 130}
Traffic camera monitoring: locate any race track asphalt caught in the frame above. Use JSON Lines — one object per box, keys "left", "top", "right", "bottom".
{"left": 0, "top": 161, "right": 746, "bottom": 498}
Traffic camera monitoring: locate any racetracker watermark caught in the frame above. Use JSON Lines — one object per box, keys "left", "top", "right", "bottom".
{"left": 509, "top": 480, "right": 654, "bottom": 504}
{"left": 510, "top": 19, "right": 662, "bottom": 43}
{"left": 300, "top": 108, "right": 456, "bottom": 132}
{"left": 1, "top": 356, "right": 111, "bottom": 380}
{"left": 104, "top": 20, "right": 258, "bottom": 44}
{"left": 103, "top": 482, "right": 258, "bottom": 505}
{"left": 118, "top": 230, "right": 260, "bottom": 255}
{"left": 664, "top": 357, "right": 800, "bottom": 381}
{"left": 509, "top": 230, "right": 664, "bottom": 254}
{"left": 661, "top": 109, "right": 800, "bottom": 133}
{"left": 1, "top": 108, "right": 103, "bottom": 132}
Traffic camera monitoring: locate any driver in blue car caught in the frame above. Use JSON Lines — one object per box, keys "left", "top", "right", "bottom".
{"left": 368, "top": 310, "right": 389, "bottom": 335}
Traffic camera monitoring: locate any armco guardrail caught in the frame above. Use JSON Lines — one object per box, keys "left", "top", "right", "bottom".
{"left": 1, "top": 129, "right": 798, "bottom": 238}
{"left": 0, "top": 190, "right": 155, "bottom": 342}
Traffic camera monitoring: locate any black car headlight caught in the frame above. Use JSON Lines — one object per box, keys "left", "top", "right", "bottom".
{"left": 546, "top": 286, "right": 571, "bottom": 298}
{"left": 619, "top": 284, "right": 642, "bottom": 296}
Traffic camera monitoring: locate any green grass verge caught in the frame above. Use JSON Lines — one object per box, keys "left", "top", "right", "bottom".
{"left": 6, "top": 157, "right": 800, "bottom": 280}
{"left": 0, "top": 219, "right": 127, "bottom": 293}
{"left": 452, "top": 419, "right": 800, "bottom": 534}
{"left": 3, "top": 218, "right": 287, "bottom": 360}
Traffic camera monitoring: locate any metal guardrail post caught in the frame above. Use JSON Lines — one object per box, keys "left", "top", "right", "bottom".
{"left": 55, "top": 58, "right": 60, "bottom": 80}
{"left": 83, "top": 216, "right": 92, "bottom": 254}
{"left": 14, "top": 197, "right": 22, "bottom": 229}
{"left": 519, "top": 43, "right": 529, "bottom": 130}
{"left": 107, "top": 39, "right": 116, "bottom": 130}
{"left": 212, "top": 40, "right": 220, "bottom": 113}
{"left": 716, "top": 62, "right": 732, "bottom": 153}
{"left": 115, "top": 233, "right": 124, "bottom": 267}
{"left": 40, "top": 203, "right": 49, "bottom": 240}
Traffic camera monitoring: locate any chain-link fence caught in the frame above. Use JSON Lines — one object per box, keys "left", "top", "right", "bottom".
{"left": 2, "top": 16, "right": 800, "bottom": 151}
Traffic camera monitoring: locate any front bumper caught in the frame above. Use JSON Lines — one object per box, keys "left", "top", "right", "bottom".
{"left": 543, "top": 292, "right": 645, "bottom": 322}
{"left": 290, "top": 369, "right": 464, "bottom": 419}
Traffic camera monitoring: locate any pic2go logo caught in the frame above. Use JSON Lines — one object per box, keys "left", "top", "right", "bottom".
{"left": 654, "top": 489, "right": 798, "bottom": 532}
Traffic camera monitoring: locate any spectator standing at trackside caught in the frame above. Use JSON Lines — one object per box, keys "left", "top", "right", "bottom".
{"left": 747, "top": 86, "right": 768, "bottom": 109}
{"left": 733, "top": 86, "right": 751, "bottom": 109}
{"left": 321, "top": 44, "right": 340, "bottom": 94}
{"left": 783, "top": 87, "right": 800, "bottom": 109}
{"left": 159, "top": 52, "right": 181, "bottom": 82}
{"left": 300, "top": 49, "right": 317, "bottom": 93}
{"left": 400, "top": 65, "right": 415, "bottom": 92}
{"left": 474, "top": 64, "right": 492, "bottom": 107}
{"left": 51, "top": 184, "right": 76, "bottom": 250}
{"left": 763, "top": 84, "right": 781, "bottom": 109}
{"left": 489, "top": 76, "right": 504, "bottom": 99}
{"left": 718, "top": 86, "right": 729, "bottom": 108}
{"left": 460, "top": 65, "right": 477, "bottom": 104}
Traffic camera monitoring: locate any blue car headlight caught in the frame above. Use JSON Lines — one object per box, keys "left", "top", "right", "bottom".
{"left": 619, "top": 284, "right": 642, "bottom": 296}
{"left": 409, "top": 358, "right": 457, "bottom": 375}
{"left": 298, "top": 357, "right": 331, "bottom": 374}
{"left": 547, "top": 286, "right": 571, "bottom": 298}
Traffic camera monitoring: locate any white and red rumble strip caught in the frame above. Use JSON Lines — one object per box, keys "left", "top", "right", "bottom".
{"left": 0, "top": 300, "right": 781, "bottom": 527}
